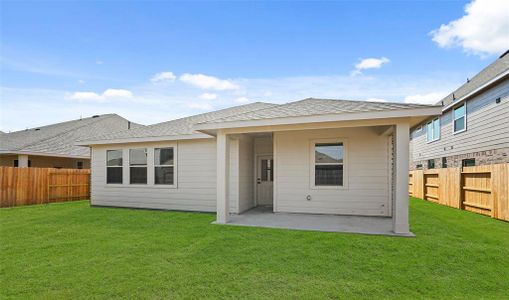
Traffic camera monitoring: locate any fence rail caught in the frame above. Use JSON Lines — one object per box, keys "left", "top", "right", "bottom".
{"left": 409, "top": 163, "right": 509, "bottom": 222}
{"left": 0, "top": 167, "right": 90, "bottom": 208}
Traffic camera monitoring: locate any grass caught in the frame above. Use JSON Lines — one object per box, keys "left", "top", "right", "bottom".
{"left": 1, "top": 198, "right": 508, "bottom": 299}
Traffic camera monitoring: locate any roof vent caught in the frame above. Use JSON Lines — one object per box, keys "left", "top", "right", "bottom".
{"left": 452, "top": 93, "right": 456, "bottom": 100}
{"left": 466, "top": 78, "right": 470, "bottom": 83}
{"left": 92, "top": 115, "right": 100, "bottom": 118}
{"left": 34, "top": 128, "right": 40, "bottom": 131}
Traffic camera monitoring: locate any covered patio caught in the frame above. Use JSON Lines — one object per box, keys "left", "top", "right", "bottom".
{"left": 194, "top": 99, "right": 442, "bottom": 236}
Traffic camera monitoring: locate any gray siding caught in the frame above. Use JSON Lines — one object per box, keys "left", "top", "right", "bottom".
{"left": 410, "top": 79, "right": 509, "bottom": 164}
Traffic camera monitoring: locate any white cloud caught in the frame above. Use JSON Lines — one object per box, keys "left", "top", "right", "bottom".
{"left": 187, "top": 102, "right": 213, "bottom": 110}
{"left": 430, "top": 0, "right": 509, "bottom": 56}
{"left": 68, "top": 92, "right": 104, "bottom": 101}
{"left": 199, "top": 93, "right": 217, "bottom": 100}
{"left": 151, "top": 71, "right": 176, "bottom": 83}
{"left": 404, "top": 92, "right": 448, "bottom": 105}
{"left": 366, "top": 98, "right": 388, "bottom": 102}
{"left": 103, "top": 89, "right": 133, "bottom": 98}
{"left": 352, "top": 57, "right": 390, "bottom": 75}
{"left": 96, "top": 60, "right": 104, "bottom": 65}
{"left": 179, "top": 73, "right": 239, "bottom": 90}
{"left": 235, "top": 97, "right": 251, "bottom": 104}
{"left": 68, "top": 88, "right": 133, "bottom": 102}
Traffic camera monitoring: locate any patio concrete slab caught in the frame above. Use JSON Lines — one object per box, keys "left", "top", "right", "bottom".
{"left": 223, "top": 206, "right": 414, "bottom": 237}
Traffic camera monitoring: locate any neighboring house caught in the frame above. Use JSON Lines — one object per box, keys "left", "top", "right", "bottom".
{"left": 0, "top": 114, "right": 141, "bottom": 169}
{"left": 410, "top": 50, "right": 509, "bottom": 170}
{"left": 78, "top": 99, "right": 441, "bottom": 235}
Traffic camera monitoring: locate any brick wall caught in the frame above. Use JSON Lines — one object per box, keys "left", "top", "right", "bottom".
{"left": 410, "top": 147, "right": 509, "bottom": 170}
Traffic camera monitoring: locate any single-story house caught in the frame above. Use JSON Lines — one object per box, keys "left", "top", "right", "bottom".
{"left": 78, "top": 99, "right": 441, "bottom": 235}
{"left": 1, "top": 114, "right": 141, "bottom": 169}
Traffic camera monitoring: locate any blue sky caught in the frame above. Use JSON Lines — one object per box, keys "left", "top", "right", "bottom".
{"left": 1, "top": 0, "right": 508, "bottom": 131}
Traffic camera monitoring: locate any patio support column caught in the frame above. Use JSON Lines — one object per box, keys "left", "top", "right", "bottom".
{"left": 17, "top": 154, "right": 29, "bottom": 167}
{"left": 216, "top": 130, "right": 230, "bottom": 224}
{"left": 393, "top": 122, "right": 410, "bottom": 234}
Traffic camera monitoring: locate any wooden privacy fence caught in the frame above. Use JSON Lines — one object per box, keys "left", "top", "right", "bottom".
{"left": 0, "top": 167, "right": 90, "bottom": 208}
{"left": 409, "top": 163, "right": 509, "bottom": 221}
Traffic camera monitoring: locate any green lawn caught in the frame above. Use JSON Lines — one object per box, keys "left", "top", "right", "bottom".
{"left": 1, "top": 198, "right": 508, "bottom": 299}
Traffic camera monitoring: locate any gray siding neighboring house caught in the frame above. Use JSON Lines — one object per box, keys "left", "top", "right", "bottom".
{"left": 0, "top": 114, "right": 142, "bottom": 169}
{"left": 410, "top": 51, "right": 509, "bottom": 170}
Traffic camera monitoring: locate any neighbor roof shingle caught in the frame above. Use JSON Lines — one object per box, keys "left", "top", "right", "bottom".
{"left": 439, "top": 50, "right": 509, "bottom": 107}
{"left": 0, "top": 114, "right": 141, "bottom": 157}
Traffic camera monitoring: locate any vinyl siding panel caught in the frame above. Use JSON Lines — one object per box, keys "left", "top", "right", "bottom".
{"left": 91, "top": 139, "right": 239, "bottom": 212}
{"left": 410, "top": 79, "right": 509, "bottom": 161}
{"left": 274, "top": 127, "right": 390, "bottom": 216}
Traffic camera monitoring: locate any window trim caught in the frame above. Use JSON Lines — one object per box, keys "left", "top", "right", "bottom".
{"left": 309, "top": 138, "right": 348, "bottom": 190}
{"left": 106, "top": 149, "right": 123, "bottom": 185}
{"left": 452, "top": 102, "right": 467, "bottom": 134}
{"left": 154, "top": 147, "right": 176, "bottom": 186}
{"left": 129, "top": 148, "right": 148, "bottom": 185}
{"left": 426, "top": 117, "right": 441, "bottom": 143}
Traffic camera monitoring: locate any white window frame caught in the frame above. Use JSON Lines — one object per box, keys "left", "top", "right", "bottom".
{"left": 106, "top": 149, "right": 123, "bottom": 185}
{"left": 129, "top": 148, "right": 148, "bottom": 185}
{"left": 154, "top": 147, "right": 176, "bottom": 186}
{"left": 426, "top": 117, "right": 440, "bottom": 143}
{"left": 452, "top": 102, "right": 467, "bottom": 134}
{"left": 309, "top": 138, "right": 348, "bottom": 190}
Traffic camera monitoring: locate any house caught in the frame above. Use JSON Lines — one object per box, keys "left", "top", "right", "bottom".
{"left": 78, "top": 99, "right": 441, "bottom": 235}
{"left": 0, "top": 114, "right": 141, "bottom": 169}
{"left": 410, "top": 50, "right": 509, "bottom": 170}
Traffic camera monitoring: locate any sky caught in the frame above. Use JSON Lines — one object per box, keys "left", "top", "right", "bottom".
{"left": 1, "top": 0, "right": 508, "bottom": 132}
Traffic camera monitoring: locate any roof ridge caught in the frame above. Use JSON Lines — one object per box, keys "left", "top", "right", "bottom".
{"left": 17, "top": 114, "right": 119, "bottom": 151}
{"left": 6, "top": 113, "right": 117, "bottom": 134}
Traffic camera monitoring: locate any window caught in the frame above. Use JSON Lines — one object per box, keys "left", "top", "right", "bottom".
{"left": 462, "top": 158, "right": 475, "bottom": 167}
{"left": 261, "top": 159, "right": 274, "bottom": 182}
{"left": 442, "top": 157, "right": 447, "bottom": 168}
{"left": 428, "top": 159, "right": 435, "bottom": 169}
{"left": 313, "top": 142, "right": 344, "bottom": 187}
{"left": 76, "top": 161, "right": 84, "bottom": 169}
{"left": 453, "top": 103, "right": 466, "bottom": 133}
{"left": 107, "top": 150, "right": 123, "bottom": 184}
{"left": 154, "top": 147, "right": 174, "bottom": 185}
{"left": 416, "top": 164, "right": 423, "bottom": 170}
{"left": 106, "top": 150, "right": 122, "bottom": 183}
{"left": 129, "top": 148, "right": 147, "bottom": 184}
{"left": 426, "top": 118, "right": 440, "bottom": 142}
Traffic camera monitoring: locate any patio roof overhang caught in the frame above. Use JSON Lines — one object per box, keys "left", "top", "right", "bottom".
{"left": 194, "top": 105, "right": 442, "bottom": 136}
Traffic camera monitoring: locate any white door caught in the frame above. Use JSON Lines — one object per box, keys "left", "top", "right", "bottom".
{"left": 256, "top": 155, "right": 274, "bottom": 206}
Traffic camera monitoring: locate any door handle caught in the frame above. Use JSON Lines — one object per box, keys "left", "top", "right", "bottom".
{"left": 257, "top": 178, "right": 261, "bottom": 184}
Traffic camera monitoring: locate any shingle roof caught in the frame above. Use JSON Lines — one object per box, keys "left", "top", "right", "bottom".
{"left": 439, "top": 50, "right": 509, "bottom": 107}
{"left": 0, "top": 114, "right": 141, "bottom": 157}
{"left": 200, "top": 98, "right": 438, "bottom": 124}
{"left": 80, "top": 102, "right": 277, "bottom": 142}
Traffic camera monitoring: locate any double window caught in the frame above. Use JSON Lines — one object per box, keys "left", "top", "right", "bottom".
{"left": 453, "top": 103, "right": 466, "bottom": 133}
{"left": 129, "top": 148, "right": 147, "bottom": 184}
{"left": 426, "top": 118, "right": 440, "bottom": 142}
{"left": 107, "top": 150, "right": 123, "bottom": 184}
{"left": 312, "top": 141, "right": 345, "bottom": 187}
